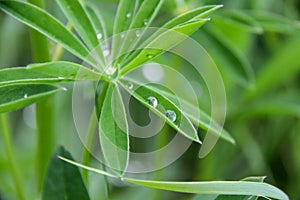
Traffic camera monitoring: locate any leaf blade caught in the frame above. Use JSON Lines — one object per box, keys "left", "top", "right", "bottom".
{"left": 119, "top": 79, "right": 200, "bottom": 143}
{"left": 0, "top": 61, "right": 101, "bottom": 86}
{"left": 121, "top": 19, "right": 209, "bottom": 75}
{"left": 0, "top": 1, "right": 90, "bottom": 61}
{"left": 99, "top": 83, "right": 129, "bottom": 175}
{"left": 42, "top": 147, "right": 90, "bottom": 200}
{"left": 56, "top": 0, "right": 98, "bottom": 49}
{"left": 0, "top": 84, "right": 61, "bottom": 113}
{"left": 57, "top": 158, "right": 289, "bottom": 200}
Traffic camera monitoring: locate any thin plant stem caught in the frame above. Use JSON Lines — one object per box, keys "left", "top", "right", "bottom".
{"left": 52, "top": 22, "right": 73, "bottom": 61}
{"left": 0, "top": 114, "right": 27, "bottom": 200}
{"left": 28, "top": 0, "right": 53, "bottom": 191}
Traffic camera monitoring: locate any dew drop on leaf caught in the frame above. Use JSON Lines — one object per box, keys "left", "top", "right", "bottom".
{"left": 144, "top": 19, "right": 148, "bottom": 26}
{"left": 146, "top": 54, "right": 154, "bottom": 59}
{"left": 61, "top": 87, "right": 68, "bottom": 91}
{"left": 136, "top": 30, "right": 141, "bottom": 37}
{"left": 146, "top": 96, "right": 158, "bottom": 108}
{"left": 103, "top": 49, "right": 110, "bottom": 57}
{"left": 126, "top": 13, "right": 131, "bottom": 18}
{"left": 97, "top": 33, "right": 103, "bottom": 40}
{"left": 126, "top": 82, "right": 133, "bottom": 90}
{"left": 121, "top": 33, "right": 125, "bottom": 38}
{"left": 58, "top": 76, "right": 63, "bottom": 80}
{"left": 105, "top": 67, "right": 117, "bottom": 78}
{"left": 165, "top": 110, "right": 176, "bottom": 122}
{"left": 24, "top": 94, "right": 28, "bottom": 98}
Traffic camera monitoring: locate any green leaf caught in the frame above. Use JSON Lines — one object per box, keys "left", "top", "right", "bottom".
{"left": 249, "top": 11, "right": 300, "bottom": 33}
{"left": 0, "top": 1, "right": 90, "bottom": 61}
{"left": 0, "top": 84, "right": 61, "bottom": 113}
{"left": 57, "top": 158, "right": 290, "bottom": 200}
{"left": 245, "top": 32, "right": 300, "bottom": 99}
{"left": 195, "top": 26, "right": 255, "bottom": 87}
{"left": 99, "top": 83, "right": 129, "bottom": 175}
{"left": 0, "top": 61, "right": 101, "bottom": 86}
{"left": 193, "top": 177, "right": 266, "bottom": 200}
{"left": 130, "top": 0, "right": 164, "bottom": 29}
{"left": 156, "top": 86, "right": 235, "bottom": 144}
{"left": 118, "top": 4, "right": 221, "bottom": 69}
{"left": 86, "top": 3, "right": 108, "bottom": 43}
{"left": 113, "top": 0, "right": 138, "bottom": 35}
{"left": 121, "top": 19, "right": 210, "bottom": 75}
{"left": 162, "top": 5, "right": 223, "bottom": 29}
{"left": 112, "top": 0, "right": 138, "bottom": 60}
{"left": 237, "top": 92, "right": 300, "bottom": 119}
{"left": 42, "top": 147, "right": 90, "bottom": 200}
{"left": 114, "top": 0, "right": 164, "bottom": 65}
{"left": 119, "top": 79, "right": 200, "bottom": 143}
{"left": 56, "top": 0, "right": 98, "bottom": 50}
{"left": 126, "top": 179, "right": 288, "bottom": 200}
{"left": 215, "top": 10, "right": 264, "bottom": 34}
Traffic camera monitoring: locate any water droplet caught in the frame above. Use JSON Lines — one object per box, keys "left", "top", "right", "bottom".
{"left": 103, "top": 49, "right": 110, "bottom": 57}
{"left": 146, "top": 54, "right": 154, "bottom": 59}
{"left": 135, "top": 30, "right": 141, "bottom": 37}
{"left": 58, "top": 76, "right": 63, "bottom": 80}
{"left": 146, "top": 96, "right": 158, "bottom": 108}
{"left": 144, "top": 19, "right": 148, "bottom": 26}
{"left": 97, "top": 33, "right": 103, "bottom": 40}
{"left": 24, "top": 94, "right": 28, "bottom": 98}
{"left": 165, "top": 110, "right": 176, "bottom": 122}
{"left": 105, "top": 66, "right": 117, "bottom": 76}
{"left": 126, "top": 13, "right": 131, "bottom": 18}
{"left": 126, "top": 82, "right": 133, "bottom": 90}
{"left": 121, "top": 177, "right": 124, "bottom": 181}
{"left": 121, "top": 33, "right": 125, "bottom": 38}
{"left": 61, "top": 87, "right": 68, "bottom": 91}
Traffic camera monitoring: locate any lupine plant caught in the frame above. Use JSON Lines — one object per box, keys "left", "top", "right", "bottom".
{"left": 0, "top": 0, "right": 298, "bottom": 199}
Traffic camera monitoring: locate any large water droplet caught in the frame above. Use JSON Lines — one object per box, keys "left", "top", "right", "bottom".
{"left": 135, "top": 30, "right": 141, "bottom": 37}
{"left": 97, "top": 33, "right": 103, "bottom": 40}
{"left": 146, "top": 96, "right": 158, "bottom": 108}
{"left": 103, "top": 49, "right": 110, "bottom": 57}
{"left": 126, "top": 82, "right": 133, "bottom": 90}
{"left": 126, "top": 13, "right": 131, "bottom": 18}
{"left": 24, "top": 94, "right": 28, "bottom": 98}
{"left": 165, "top": 110, "right": 176, "bottom": 122}
{"left": 121, "top": 33, "right": 125, "bottom": 38}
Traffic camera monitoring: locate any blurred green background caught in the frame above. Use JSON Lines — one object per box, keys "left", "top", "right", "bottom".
{"left": 0, "top": 0, "right": 299, "bottom": 199}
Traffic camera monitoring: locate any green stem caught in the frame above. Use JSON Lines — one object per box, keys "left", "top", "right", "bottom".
{"left": 82, "top": 81, "right": 110, "bottom": 198}
{"left": 52, "top": 22, "right": 73, "bottom": 61}
{"left": 28, "top": 0, "right": 54, "bottom": 191}
{"left": 0, "top": 114, "right": 27, "bottom": 200}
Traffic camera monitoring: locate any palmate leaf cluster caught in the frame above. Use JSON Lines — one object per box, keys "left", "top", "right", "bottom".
{"left": 0, "top": 0, "right": 297, "bottom": 199}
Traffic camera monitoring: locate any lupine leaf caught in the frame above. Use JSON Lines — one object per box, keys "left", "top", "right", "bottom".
{"left": 0, "top": 84, "right": 61, "bottom": 113}
{"left": 42, "top": 147, "right": 90, "bottom": 200}
{"left": 121, "top": 19, "right": 209, "bottom": 75}
{"left": 56, "top": 0, "right": 98, "bottom": 50}
{"left": 58, "top": 158, "right": 289, "bottom": 200}
{"left": 99, "top": 83, "right": 129, "bottom": 175}
{"left": 0, "top": 61, "right": 101, "bottom": 86}
{"left": 119, "top": 79, "right": 200, "bottom": 143}
{"left": 0, "top": 1, "right": 90, "bottom": 61}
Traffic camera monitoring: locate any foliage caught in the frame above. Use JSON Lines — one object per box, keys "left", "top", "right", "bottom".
{"left": 0, "top": 0, "right": 299, "bottom": 199}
